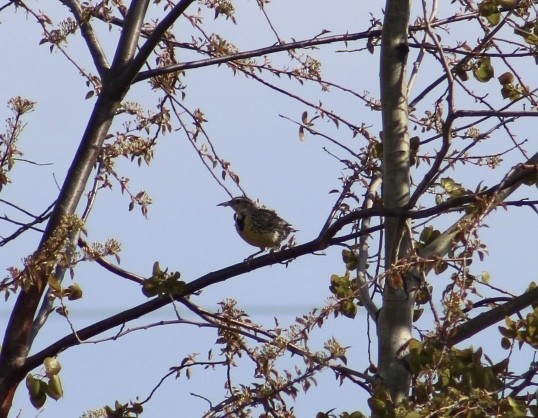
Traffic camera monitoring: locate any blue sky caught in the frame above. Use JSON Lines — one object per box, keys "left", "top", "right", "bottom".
{"left": 1, "top": 0, "right": 538, "bottom": 416}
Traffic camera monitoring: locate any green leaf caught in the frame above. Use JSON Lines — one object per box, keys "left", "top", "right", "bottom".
{"left": 342, "top": 249, "right": 359, "bottom": 270}
{"left": 433, "top": 260, "right": 448, "bottom": 275}
{"left": 514, "top": 22, "right": 538, "bottom": 46}
{"left": 440, "top": 177, "right": 467, "bottom": 197}
{"left": 341, "top": 300, "right": 357, "bottom": 319}
{"left": 501, "top": 84, "right": 523, "bottom": 101}
{"left": 505, "top": 397, "right": 527, "bottom": 416}
{"left": 44, "top": 357, "right": 61, "bottom": 377}
{"left": 66, "top": 283, "right": 83, "bottom": 300}
{"left": 495, "top": 0, "right": 518, "bottom": 9}
{"left": 485, "top": 10, "right": 501, "bottom": 25}
{"left": 478, "top": 1, "right": 501, "bottom": 26}
{"left": 46, "top": 375, "right": 63, "bottom": 400}
{"left": 473, "top": 58, "right": 495, "bottom": 82}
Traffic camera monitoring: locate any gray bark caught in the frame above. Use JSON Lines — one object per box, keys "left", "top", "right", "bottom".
{"left": 377, "top": 0, "right": 413, "bottom": 405}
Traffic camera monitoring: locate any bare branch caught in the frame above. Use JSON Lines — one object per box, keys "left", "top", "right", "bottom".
{"left": 60, "top": 0, "right": 110, "bottom": 76}
{"left": 134, "top": 30, "right": 379, "bottom": 83}
{"left": 128, "top": 0, "right": 197, "bottom": 83}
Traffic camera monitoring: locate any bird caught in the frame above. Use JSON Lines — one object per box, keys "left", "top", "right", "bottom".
{"left": 218, "top": 196, "right": 296, "bottom": 257}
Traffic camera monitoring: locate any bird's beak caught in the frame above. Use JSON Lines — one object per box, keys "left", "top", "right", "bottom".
{"left": 217, "top": 200, "right": 231, "bottom": 207}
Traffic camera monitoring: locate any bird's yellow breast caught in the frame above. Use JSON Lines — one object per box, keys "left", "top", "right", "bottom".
{"left": 235, "top": 214, "right": 283, "bottom": 249}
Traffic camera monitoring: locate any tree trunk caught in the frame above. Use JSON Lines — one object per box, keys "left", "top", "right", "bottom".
{"left": 0, "top": 0, "right": 152, "bottom": 414}
{"left": 377, "top": 0, "right": 413, "bottom": 405}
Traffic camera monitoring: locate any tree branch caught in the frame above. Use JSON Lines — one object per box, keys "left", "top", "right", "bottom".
{"left": 447, "top": 286, "right": 538, "bottom": 346}
{"left": 419, "top": 151, "right": 538, "bottom": 260}
{"left": 132, "top": 13, "right": 483, "bottom": 84}
{"left": 109, "top": 0, "right": 151, "bottom": 76}
{"left": 60, "top": 0, "right": 110, "bottom": 76}
{"left": 134, "top": 30, "right": 379, "bottom": 83}
{"left": 126, "top": 0, "right": 196, "bottom": 85}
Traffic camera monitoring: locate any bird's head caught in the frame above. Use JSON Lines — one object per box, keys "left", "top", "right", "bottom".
{"left": 218, "top": 196, "right": 256, "bottom": 214}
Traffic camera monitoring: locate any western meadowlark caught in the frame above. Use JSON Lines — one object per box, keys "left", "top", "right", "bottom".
{"left": 218, "top": 196, "right": 295, "bottom": 257}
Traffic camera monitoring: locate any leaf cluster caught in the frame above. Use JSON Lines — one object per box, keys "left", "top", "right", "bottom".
{"left": 499, "top": 284, "right": 538, "bottom": 350}
{"left": 141, "top": 261, "right": 185, "bottom": 298}
{"left": 26, "top": 357, "right": 64, "bottom": 409}
{"left": 0, "top": 97, "right": 35, "bottom": 190}
{"left": 367, "top": 340, "right": 529, "bottom": 418}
